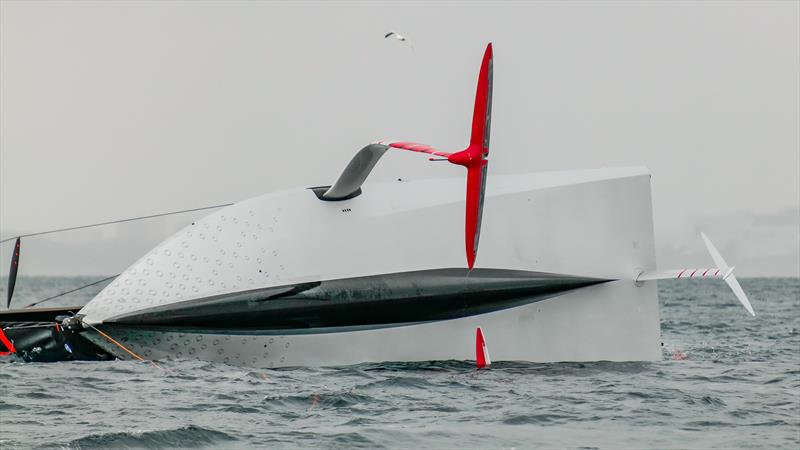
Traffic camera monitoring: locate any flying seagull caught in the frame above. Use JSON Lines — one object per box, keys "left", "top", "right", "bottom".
{"left": 384, "top": 31, "right": 414, "bottom": 51}
{"left": 384, "top": 31, "right": 407, "bottom": 42}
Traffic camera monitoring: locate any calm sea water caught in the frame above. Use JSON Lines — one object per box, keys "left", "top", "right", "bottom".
{"left": 0, "top": 277, "right": 798, "bottom": 449}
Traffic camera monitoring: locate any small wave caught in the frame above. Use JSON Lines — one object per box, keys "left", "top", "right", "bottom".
{"left": 263, "top": 390, "right": 377, "bottom": 409}
{"left": 502, "top": 412, "right": 571, "bottom": 425}
{"left": 58, "top": 425, "right": 237, "bottom": 449}
{"left": 341, "top": 417, "right": 377, "bottom": 426}
{"left": 682, "top": 420, "right": 735, "bottom": 429}
{"left": 675, "top": 394, "right": 728, "bottom": 409}
{"left": 358, "top": 360, "right": 473, "bottom": 372}
{"left": 259, "top": 430, "right": 383, "bottom": 449}
{"left": 18, "top": 391, "right": 61, "bottom": 400}
{"left": 0, "top": 400, "right": 21, "bottom": 411}
{"left": 408, "top": 404, "right": 460, "bottom": 413}
{"left": 360, "top": 375, "right": 436, "bottom": 390}
{"left": 219, "top": 405, "right": 262, "bottom": 414}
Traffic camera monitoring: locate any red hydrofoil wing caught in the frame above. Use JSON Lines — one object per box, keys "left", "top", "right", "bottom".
{"left": 323, "top": 43, "right": 493, "bottom": 270}
{"left": 447, "top": 43, "right": 492, "bottom": 269}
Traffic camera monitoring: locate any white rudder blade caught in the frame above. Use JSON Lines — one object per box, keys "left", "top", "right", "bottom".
{"left": 636, "top": 233, "right": 755, "bottom": 316}
{"left": 701, "top": 232, "right": 755, "bottom": 316}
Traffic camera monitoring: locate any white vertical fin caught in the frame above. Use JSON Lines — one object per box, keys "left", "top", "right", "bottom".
{"left": 725, "top": 274, "right": 755, "bottom": 316}
{"left": 700, "top": 232, "right": 755, "bottom": 316}
{"left": 701, "top": 232, "right": 729, "bottom": 273}
{"left": 637, "top": 234, "right": 755, "bottom": 316}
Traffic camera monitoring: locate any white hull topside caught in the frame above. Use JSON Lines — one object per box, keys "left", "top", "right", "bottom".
{"left": 79, "top": 167, "right": 661, "bottom": 367}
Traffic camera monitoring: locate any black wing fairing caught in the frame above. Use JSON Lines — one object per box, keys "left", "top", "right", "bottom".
{"left": 104, "top": 268, "right": 613, "bottom": 332}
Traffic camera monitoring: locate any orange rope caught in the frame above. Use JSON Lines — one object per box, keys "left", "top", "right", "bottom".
{"left": 89, "top": 325, "right": 164, "bottom": 371}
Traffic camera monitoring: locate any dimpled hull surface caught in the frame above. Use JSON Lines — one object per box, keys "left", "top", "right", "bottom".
{"left": 79, "top": 167, "right": 660, "bottom": 367}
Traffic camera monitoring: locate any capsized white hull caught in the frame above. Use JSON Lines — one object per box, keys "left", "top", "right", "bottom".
{"left": 77, "top": 168, "right": 661, "bottom": 366}
{"left": 4, "top": 41, "right": 755, "bottom": 368}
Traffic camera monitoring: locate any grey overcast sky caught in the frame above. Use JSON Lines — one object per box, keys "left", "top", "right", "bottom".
{"left": 1, "top": 1, "right": 798, "bottom": 276}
